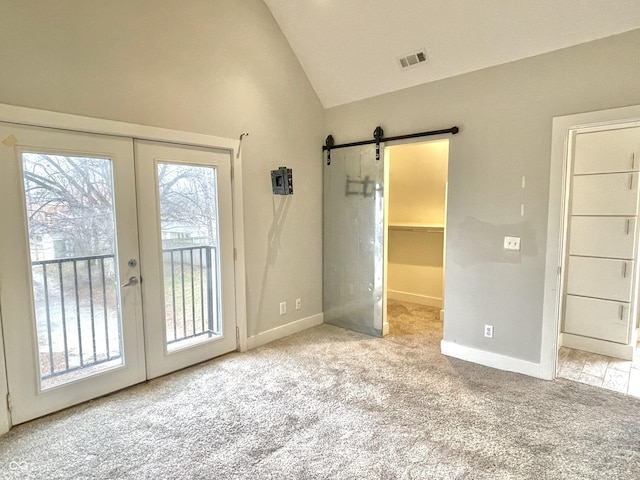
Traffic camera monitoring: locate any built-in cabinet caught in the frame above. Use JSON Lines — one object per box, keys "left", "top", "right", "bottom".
{"left": 562, "top": 126, "right": 640, "bottom": 359}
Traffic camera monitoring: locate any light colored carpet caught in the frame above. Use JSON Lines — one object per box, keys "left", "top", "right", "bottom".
{"left": 1, "top": 300, "right": 639, "bottom": 479}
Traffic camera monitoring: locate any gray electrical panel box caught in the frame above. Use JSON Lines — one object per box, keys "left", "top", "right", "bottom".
{"left": 271, "top": 166, "right": 293, "bottom": 195}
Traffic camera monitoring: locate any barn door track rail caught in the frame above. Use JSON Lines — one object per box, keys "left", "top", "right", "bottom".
{"left": 323, "top": 125, "right": 459, "bottom": 165}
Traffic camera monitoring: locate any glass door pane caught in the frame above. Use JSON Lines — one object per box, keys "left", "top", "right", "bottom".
{"left": 156, "top": 163, "right": 221, "bottom": 351}
{"left": 22, "top": 153, "right": 123, "bottom": 389}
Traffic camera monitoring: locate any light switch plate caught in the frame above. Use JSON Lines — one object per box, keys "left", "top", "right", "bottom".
{"left": 504, "top": 236, "right": 521, "bottom": 251}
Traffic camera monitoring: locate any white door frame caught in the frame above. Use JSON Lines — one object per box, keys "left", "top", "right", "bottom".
{"left": 0, "top": 103, "right": 248, "bottom": 434}
{"left": 382, "top": 134, "right": 452, "bottom": 337}
{"left": 542, "top": 104, "right": 640, "bottom": 380}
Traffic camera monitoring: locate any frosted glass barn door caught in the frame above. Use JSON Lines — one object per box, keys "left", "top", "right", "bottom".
{"left": 323, "top": 144, "right": 384, "bottom": 336}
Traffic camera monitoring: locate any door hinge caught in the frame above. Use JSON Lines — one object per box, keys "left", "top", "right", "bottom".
{"left": 557, "top": 266, "right": 562, "bottom": 276}
{"left": 6, "top": 393, "right": 11, "bottom": 412}
{"left": 233, "top": 248, "right": 237, "bottom": 261}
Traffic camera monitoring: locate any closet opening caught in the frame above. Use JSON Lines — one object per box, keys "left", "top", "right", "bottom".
{"left": 383, "top": 139, "right": 449, "bottom": 340}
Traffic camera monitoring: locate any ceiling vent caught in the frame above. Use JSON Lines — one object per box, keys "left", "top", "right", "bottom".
{"left": 397, "top": 49, "right": 428, "bottom": 70}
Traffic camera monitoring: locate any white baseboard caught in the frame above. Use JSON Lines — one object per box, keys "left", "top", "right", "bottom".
{"left": 382, "top": 321, "right": 390, "bottom": 336}
{"left": 0, "top": 413, "right": 9, "bottom": 436}
{"left": 562, "top": 333, "right": 634, "bottom": 361}
{"left": 440, "top": 340, "right": 552, "bottom": 380}
{"left": 246, "top": 313, "right": 323, "bottom": 350}
{"left": 388, "top": 290, "right": 442, "bottom": 308}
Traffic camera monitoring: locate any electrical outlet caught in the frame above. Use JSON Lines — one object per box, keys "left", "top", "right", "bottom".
{"left": 503, "top": 236, "right": 521, "bottom": 251}
{"left": 484, "top": 325, "right": 494, "bottom": 338}
{"left": 279, "top": 302, "right": 286, "bottom": 315}
{"left": 295, "top": 298, "right": 302, "bottom": 310}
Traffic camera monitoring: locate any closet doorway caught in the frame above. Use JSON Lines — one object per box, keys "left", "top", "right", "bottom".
{"left": 383, "top": 140, "right": 449, "bottom": 337}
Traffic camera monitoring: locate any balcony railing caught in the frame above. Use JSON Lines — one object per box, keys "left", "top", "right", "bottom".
{"left": 32, "top": 245, "right": 217, "bottom": 385}
{"left": 162, "top": 246, "right": 218, "bottom": 348}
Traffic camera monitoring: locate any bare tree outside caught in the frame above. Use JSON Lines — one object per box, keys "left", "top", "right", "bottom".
{"left": 23, "top": 155, "right": 218, "bottom": 259}
{"left": 157, "top": 163, "right": 218, "bottom": 249}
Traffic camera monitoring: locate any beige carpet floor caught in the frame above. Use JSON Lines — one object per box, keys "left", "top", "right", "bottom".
{"left": 1, "top": 300, "right": 639, "bottom": 479}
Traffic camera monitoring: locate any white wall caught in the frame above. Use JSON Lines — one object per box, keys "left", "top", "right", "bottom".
{"left": 0, "top": 0, "right": 324, "bottom": 432}
{"left": 387, "top": 141, "right": 448, "bottom": 306}
{"left": 327, "top": 28, "right": 640, "bottom": 365}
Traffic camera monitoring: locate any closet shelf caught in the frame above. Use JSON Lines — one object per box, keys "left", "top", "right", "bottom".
{"left": 388, "top": 223, "right": 444, "bottom": 233}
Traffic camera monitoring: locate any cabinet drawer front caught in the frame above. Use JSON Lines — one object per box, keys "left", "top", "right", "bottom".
{"left": 571, "top": 173, "right": 639, "bottom": 216}
{"left": 564, "top": 295, "right": 630, "bottom": 344}
{"left": 566, "top": 256, "right": 633, "bottom": 302}
{"left": 569, "top": 216, "right": 637, "bottom": 259}
{"left": 574, "top": 127, "right": 640, "bottom": 175}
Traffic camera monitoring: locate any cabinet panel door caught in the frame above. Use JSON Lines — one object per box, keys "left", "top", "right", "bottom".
{"left": 566, "top": 256, "right": 634, "bottom": 302}
{"left": 574, "top": 127, "right": 640, "bottom": 175}
{"left": 564, "top": 295, "right": 630, "bottom": 344}
{"left": 571, "top": 173, "right": 639, "bottom": 216}
{"left": 569, "top": 216, "right": 636, "bottom": 259}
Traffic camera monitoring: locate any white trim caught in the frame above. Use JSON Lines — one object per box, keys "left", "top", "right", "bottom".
{"left": 387, "top": 290, "right": 443, "bottom": 308}
{"left": 232, "top": 144, "right": 248, "bottom": 353}
{"left": 0, "top": 104, "right": 238, "bottom": 152}
{"left": 441, "top": 340, "right": 551, "bottom": 379}
{"left": 382, "top": 321, "right": 390, "bottom": 336}
{"left": 0, "top": 307, "right": 10, "bottom": 435}
{"left": 543, "top": 104, "right": 640, "bottom": 381}
{"left": 246, "top": 314, "right": 323, "bottom": 350}
{"left": 561, "top": 333, "right": 634, "bottom": 361}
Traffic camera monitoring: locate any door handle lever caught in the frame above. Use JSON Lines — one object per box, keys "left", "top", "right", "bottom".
{"left": 121, "top": 276, "right": 139, "bottom": 288}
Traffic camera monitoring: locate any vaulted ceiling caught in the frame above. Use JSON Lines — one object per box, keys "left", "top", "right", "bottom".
{"left": 263, "top": 0, "right": 640, "bottom": 108}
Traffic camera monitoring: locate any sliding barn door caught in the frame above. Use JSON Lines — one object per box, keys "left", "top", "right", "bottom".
{"left": 323, "top": 144, "right": 385, "bottom": 336}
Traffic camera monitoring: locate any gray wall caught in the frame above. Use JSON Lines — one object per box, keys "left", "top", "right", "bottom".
{"left": 326, "top": 29, "right": 640, "bottom": 363}
{"left": 0, "top": 0, "right": 325, "bottom": 338}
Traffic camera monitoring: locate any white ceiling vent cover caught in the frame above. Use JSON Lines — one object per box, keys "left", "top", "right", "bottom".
{"left": 397, "top": 49, "right": 428, "bottom": 70}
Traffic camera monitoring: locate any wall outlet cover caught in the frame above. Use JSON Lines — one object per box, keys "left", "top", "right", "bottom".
{"left": 484, "top": 325, "right": 494, "bottom": 338}
{"left": 503, "top": 236, "right": 521, "bottom": 251}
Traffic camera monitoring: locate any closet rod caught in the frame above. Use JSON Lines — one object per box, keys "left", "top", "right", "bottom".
{"left": 322, "top": 126, "right": 459, "bottom": 152}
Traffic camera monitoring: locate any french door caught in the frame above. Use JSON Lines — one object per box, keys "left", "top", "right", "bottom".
{"left": 0, "top": 124, "right": 236, "bottom": 424}
{"left": 135, "top": 141, "right": 236, "bottom": 379}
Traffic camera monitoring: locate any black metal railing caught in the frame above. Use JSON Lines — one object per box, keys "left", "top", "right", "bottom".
{"left": 32, "top": 253, "right": 121, "bottom": 382}
{"left": 32, "top": 245, "right": 217, "bottom": 383}
{"left": 162, "top": 245, "right": 217, "bottom": 346}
